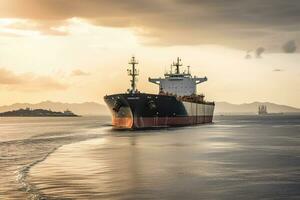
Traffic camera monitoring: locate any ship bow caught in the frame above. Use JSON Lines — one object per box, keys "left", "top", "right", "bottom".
{"left": 104, "top": 95, "right": 133, "bottom": 129}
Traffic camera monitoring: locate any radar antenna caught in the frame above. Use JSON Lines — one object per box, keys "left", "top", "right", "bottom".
{"left": 127, "top": 56, "right": 139, "bottom": 93}
{"left": 172, "top": 57, "right": 183, "bottom": 74}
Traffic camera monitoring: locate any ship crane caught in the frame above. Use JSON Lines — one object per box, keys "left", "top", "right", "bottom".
{"left": 127, "top": 56, "right": 139, "bottom": 94}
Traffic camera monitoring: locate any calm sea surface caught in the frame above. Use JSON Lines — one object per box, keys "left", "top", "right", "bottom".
{"left": 1, "top": 115, "right": 300, "bottom": 199}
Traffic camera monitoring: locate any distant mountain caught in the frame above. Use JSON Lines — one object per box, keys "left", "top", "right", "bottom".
{"left": 0, "top": 101, "right": 299, "bottom": 116}
{"left": 0, "top": 101, "right": 109, "bottom": 116}
{"left": 215, "top": 102, "right": 300, "bottom": 114}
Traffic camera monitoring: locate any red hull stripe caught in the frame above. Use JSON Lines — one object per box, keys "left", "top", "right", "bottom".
{"left": 113, "top": 116, "right": 213, "bottom": 129}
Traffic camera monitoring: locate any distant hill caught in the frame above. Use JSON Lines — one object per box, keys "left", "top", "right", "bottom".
{"left": 0, "top": 101, "right": 109, "bottom": 116}
{"left": 215, "top": 102, "right": 300, "bottom": 115}
{"left": 0, "top": 108, "right": 78, "bottom": 117}
{"left": 0, "top": 101, "right": 299, "bottom": 116}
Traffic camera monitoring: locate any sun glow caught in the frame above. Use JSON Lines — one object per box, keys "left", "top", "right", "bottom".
{"left": 0, "top": 18, "right": 40, "bottom": 37}
{"left": 0, "top": 18, "right": 19, "bottom": 26}
{"left": 0, "top": 16, "right": 299, "bottom": 107}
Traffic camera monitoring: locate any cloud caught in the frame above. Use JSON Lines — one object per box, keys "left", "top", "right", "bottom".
{"left": 273, "top": 68, "right": 284, "bottom": 72}
{"left": 0, "top": 68, "right": 68, "bottom": 91}
{"left": 282, "top": 40, "right": 297, "bottom": 53}
{"left": 0, "top": 19, "right": 69, "bottom": 36}
{"left": 245, "top": 50, "right": 252, "bottom": 59}
{"left": 0, "top": 68, "right": 23, "bottom": 84}
{"left": 255, "top": 47, "right": 265, "bottom": 58}
{"left": 71, "top": 69, "right": 90, "bottom": 76}
{"left": 1, "top": 0, "right": 300, "bottom": 49}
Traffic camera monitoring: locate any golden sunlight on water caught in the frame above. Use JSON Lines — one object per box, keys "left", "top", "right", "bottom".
{"left": 1, "top": 116, "right": 300, "bottom": 199}
{"left": 27, "top": 116, "right": 300, "bottom": 199}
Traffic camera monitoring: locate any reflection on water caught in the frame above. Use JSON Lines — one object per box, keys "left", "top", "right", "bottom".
{"left": 1, "top": 115, "right": 300, "bottom": 199}
{"left": 0, "top": 116, "right": 110, "bottom": 200}
{"left": 29, "top": 116, "right": 300, "bottom": 200}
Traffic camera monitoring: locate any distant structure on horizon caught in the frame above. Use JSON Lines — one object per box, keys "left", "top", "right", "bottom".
{"left": 258, "top": 105, "right": 268, "bottom": 115}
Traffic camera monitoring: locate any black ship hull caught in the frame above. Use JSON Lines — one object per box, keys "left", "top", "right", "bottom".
{"left": 104, "top": 93, "right": 214, "bottom": 129}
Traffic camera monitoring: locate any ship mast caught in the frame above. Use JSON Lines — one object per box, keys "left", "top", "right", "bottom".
{"left": 172, "top": 57, "right": 182, "bottom": 74}
{"left": 127, "top": 56, "right": 139, "bottom": 93}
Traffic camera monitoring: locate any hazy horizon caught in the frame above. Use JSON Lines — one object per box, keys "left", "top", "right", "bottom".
{"left": 1, "top": 101, "right": 299, "bottom": 117}
{"left": 1, "top": 99, "right": 300, "bottom": 109}
{"left": 0, "top": 1, "right": 299, "bottom": 107}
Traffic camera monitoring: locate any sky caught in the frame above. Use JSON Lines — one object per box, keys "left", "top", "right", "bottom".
{"left": 0, "top": 0, "right": 299, "bottom": 107}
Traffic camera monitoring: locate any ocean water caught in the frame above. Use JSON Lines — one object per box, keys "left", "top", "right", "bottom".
{"left": 1, "top": 115, "right": 300, "bottom": 200}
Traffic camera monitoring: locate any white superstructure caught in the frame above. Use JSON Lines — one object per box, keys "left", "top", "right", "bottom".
{"left": 149, "top": 58, "right": 207, "bottom": 96}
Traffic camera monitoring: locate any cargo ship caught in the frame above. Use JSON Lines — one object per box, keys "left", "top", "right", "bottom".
{"left": 104, "top": 57, "right": 215, "bottom": 129}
